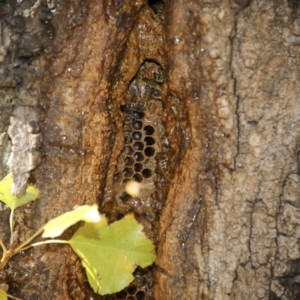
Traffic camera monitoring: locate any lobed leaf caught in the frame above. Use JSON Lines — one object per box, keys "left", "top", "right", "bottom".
{"left": 69, "top": 214, "right": 156, "bottom": 295}
{"left": 0, "top": 173, "right": 39, "bottom": 210}
{"left": 42, "top": 204, "right": 101, "bottom": 238}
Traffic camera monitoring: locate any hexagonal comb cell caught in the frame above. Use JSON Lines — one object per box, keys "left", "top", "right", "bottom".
{"left": 136, "top": 291, "right": 145, "bottom": 300}
{"left": 144, "top": 137, "right": 155, "bottom": 145}
{"left": 133, "top": 111, "right": 144, "bottom": 119}
{"left": 134, "top": 152, "right": 144, "bottom": 161}
{"left": 124, "top": 146, "right": 134, "bottom": 155}
{"left": 123, "top": 168, "right": 134, "bottom": 177}
{"left": 113, "top": 172, "right": 122, "bottom": 183}
{"left": 122, "top": 178, "right": 131, "bottom": 185}
{"left": 133, "top": 120, "right": 143, "bottom": 130}
{"left": 132, "top": 131, "right": 142, "bottom": 140}
{"left": 133, "top": 142, "right": 144, "bottom": 151}
{"left": 120, "top": 191, "right": 132, "bottom": 201}
{"left": 116, "top": 290, "right": 127, "bottom": 299}
{"left": 142, "top": 169, "right": 152, "bottom": 178}
{"left": 144, "top": 125, "right": 154, "bottom": 135}
{"left": 133, "top": 174, "right": 143, "bottom": 183}
{"left": 127, "top": 286, "right": 137, "bottom": 295}
{"left": 134, "top": 163, "right": 143, "bottom": 172}
{"left": 144, "top": 147, "right": 155, "bottom": 157}
{"left": 124, "top": 157, "right": 134, "bottom": 166}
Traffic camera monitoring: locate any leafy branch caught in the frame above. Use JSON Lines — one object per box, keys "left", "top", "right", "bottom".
{"left": 0, "top": 173, "right": 156, "bottom": 299}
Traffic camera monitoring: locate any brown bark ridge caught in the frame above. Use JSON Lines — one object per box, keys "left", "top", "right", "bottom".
{"left": 0, "top": 0, "right": 145, "bottom": 299}
{"left": 155, "top": 1, "right": 300, "bottom": 300}
{"left": 1, "top": 0, "right": 300, "bottom": 299}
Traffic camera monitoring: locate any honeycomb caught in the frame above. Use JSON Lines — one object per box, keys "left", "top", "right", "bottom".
{"left": 116, "top": 104, "right": 156, "bottom": 201}
{"left": 100, "top": 60, "right": 168, "bottom": 300}
{"left": 104, "top": 266, "right": 153, "bottom": 300}
{"left": 111, "top": 61, "right": 167, "bottom": 218}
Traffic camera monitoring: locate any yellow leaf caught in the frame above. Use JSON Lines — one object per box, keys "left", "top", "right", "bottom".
{"left": 42, "top": 205, "right": 101, "bottom": 238}
{"left": 0, "top": 173, "right": 39, "bottom": 210}
{"left": 69, "top": 214, "right": 156, "bottom": 295}
{"left": 0, "top": 288, "right": 7, "bottom": 300}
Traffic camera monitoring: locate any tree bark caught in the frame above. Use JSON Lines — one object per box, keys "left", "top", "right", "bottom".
{"left": 155, "top": 1, "right": 300, "bottom": 299}
{"left": 1, "top": 0, "right": 300, "bottom": 299}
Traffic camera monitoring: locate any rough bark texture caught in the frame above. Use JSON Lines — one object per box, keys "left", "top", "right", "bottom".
{"left": 155, "top": 1, "right": 300, "bottom": 299}
{"left": 1, "top": 0, "right": 300, "bottom": 299}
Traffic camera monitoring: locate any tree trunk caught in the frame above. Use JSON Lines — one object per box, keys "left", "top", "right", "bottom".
{"left": 1, "top": 0, "right": 300, "bottom": 299}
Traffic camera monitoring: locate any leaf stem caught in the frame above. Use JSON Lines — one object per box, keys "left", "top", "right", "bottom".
{"left": 12, "top": 228, "right": 44, "bottom": 256}
{"left": 0, "top": 238, "right": 8, "bottom": 270}
{"left": 9, "top": 209, "right": 14, "bottom": 246}
{"left": 0, "top": 238, "right": 7, "bottom": 254}
{"left": 20, "top": 239, "right": 69, "bottom": 252}
{"left": 7, "top": 293, "right": 23, "bottom": 300}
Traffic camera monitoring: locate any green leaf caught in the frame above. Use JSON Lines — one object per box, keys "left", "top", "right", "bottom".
{"left": 0, "top": 173, "right": 39, "bottom": 210}
{"left": 42, "top": 204, "right": 101, "bottom": 238}
{"left": 0, "top": 288, "right": 7, "bottom": 300}
{"left": 69, "top": 214, "right": 156, "bottom": 295}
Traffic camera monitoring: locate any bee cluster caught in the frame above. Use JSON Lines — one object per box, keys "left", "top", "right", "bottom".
{"left": 128, "top": 61, "right": 165, "bottom": 102}
{"left": 121, "top": 104, "right": 146, "bottom": 145}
